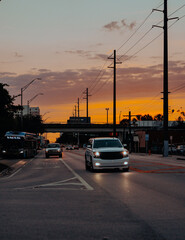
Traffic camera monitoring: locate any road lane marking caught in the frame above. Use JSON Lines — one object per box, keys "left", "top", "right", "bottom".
{"left": 14, "top": 163, "right": 94, "bottom": 191}
{"left": 33, "top": 166, "right": 60, "bottom": 170}
{"left": 60, "top": 159, "right": 94, "bottom": 191}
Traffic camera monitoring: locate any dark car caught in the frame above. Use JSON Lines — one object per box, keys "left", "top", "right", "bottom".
{"left": 66, "top": 145, "right": 74, "bottom": 150}
{"left": 45, "top": 143, "right": 62, "bottom": 158}
{"left": 73, "top": 145, "right": 79, "bottom": 150}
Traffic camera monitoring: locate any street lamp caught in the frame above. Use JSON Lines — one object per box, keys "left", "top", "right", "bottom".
{"left": 20, "top": 77, "right": 41, "bottom": 129}
{"left": 21, "top": 78, "right": 41, "bottom": 107}
{"left": 105, "top": 108, "right": 109, "bottom": 124}
{"left": 27, "top": 93, "right": 43, "bottom": 115}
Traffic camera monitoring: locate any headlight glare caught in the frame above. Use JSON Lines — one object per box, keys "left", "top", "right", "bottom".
{"left": 93, "top": 151, "right": 100, "bottom": 158}
{"left": 122, "top": 150, "right": 129, "bottom": 157}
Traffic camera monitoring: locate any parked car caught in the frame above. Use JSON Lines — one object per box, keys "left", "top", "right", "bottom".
{"left": 73, "top": 145, "right": 79, "bottom": 150}
{"left": 176, "top": 145, "right": 185, "bottom": 155}
{"left": 45, "top": 143, "right": 62, "bottom": 158}
{"left": 85, "top": 137, "right": 129, "bottom": 172}
{"left": 66, "top": 145, "right": 74, "bottom": 150}
{"left": 168, "top": 144, "right": 177, "bottom": 154}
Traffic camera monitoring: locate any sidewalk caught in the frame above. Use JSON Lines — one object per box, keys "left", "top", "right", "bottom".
{"left": 130, "top": 152, "right": 185, "bottom": 165}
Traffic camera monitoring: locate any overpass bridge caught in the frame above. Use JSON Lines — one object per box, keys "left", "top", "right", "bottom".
{"left": 44, "top": 123, "right": 130, "bottom": 143}
{"left": 44, "top": 123, "right": 129, "bottom": 134}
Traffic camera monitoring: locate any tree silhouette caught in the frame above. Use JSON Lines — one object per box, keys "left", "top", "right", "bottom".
{"left": 154, "top": 114, "right": 163, "bottom": 121}
{"left": 140, "top": 114, "right": 153, "bottom": 121}
{"left": 0, "top": 83, "right": 22, "bottom": 139}
{"left": 120, "top": 118, "right": 130, "bottom": 127}
{"left": 0, "top": 83, "right": 44, "bottom": 139}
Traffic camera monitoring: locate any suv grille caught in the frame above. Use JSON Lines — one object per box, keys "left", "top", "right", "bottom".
{"left": 100, "top": 152, "right": 123, "bottom": 160}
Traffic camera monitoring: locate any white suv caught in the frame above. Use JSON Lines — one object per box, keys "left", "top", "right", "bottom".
{"left": 85, "top": 137, "right": 129, "bottom": 172}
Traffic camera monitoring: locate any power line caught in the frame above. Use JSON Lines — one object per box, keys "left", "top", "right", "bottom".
{"left": 117, "top": 27, "right": 153, "bottom": 62}
{"left": 88, "top": 60, "right": 108, "bottom": 93}
{"left": 76, "top": 2, "right": 185, "bottom": 114}
{"left": 171, "top": 85, "right": 185, "bottom": 94}
{"left": 117, "top": 4, "right": 185, "bottom": 63}
{"left": 117, "top": 12, "right": 153, "bottom": 52}
{"left": 169, "top": 4, "right": 185, "bottom": 17}
{"left": 89, "top": 10, "right": 185, "bottom": 100}
{"left": 83, "top": 2, "right": 166, "bottom": 98}
{"left": 117, "top": 1, "right": 164, "bottom": 53}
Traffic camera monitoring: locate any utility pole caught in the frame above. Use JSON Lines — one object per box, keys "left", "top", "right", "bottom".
{"left": 77, "top": 98, "right": 80, "bottom": 119}
{"left": 83, "top": 88, "right": 91, "bottom": 123}
{"left": 74, "top": 105, "right": 77, "bottom": 118}
{"left": 76, "top": 98, "right": 80, "bottom": 123}
{"left": 123, "top": 111, "right": 137, "bottom": 152}
{"left": 105, "top": 108, "right": 109, "bottom": 124}
{"left": 153, "top": 0, "right": 178, "bottom": 157}
{"left": 108, "top": 50, "right": 121, "bottom": 137}
{"left": 163, "top": 0, "right": 169, "bottom": 157}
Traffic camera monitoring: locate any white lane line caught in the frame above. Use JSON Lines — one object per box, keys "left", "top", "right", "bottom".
{"left": 60, "top": 159, "right": 94, "bottom": 191}
{"left": 33, "top": 166, "right": 60, "bottom": 170}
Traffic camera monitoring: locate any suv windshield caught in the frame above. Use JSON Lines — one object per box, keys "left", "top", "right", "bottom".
{"left": 93, "top": 139, "right": 122, "bottom": 148}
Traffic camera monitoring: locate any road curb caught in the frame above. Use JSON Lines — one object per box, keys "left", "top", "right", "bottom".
{"left": 0, "top": 159, "right": 29, "bottom": 177}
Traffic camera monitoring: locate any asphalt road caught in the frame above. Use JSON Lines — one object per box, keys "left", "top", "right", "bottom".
{"left": 0, "top": 150, "right": 185, "bottom": 240}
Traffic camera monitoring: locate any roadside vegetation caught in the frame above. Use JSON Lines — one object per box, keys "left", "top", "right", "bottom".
{"left": 0, "top": 83, "right": 45, "bottom": 150}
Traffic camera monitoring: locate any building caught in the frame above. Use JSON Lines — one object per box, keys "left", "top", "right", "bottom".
{"left": 15, "top": 105, "right": 40, "bottom": 117}
{"left": 29, "top": 107, "right": 40, "bottom": 116}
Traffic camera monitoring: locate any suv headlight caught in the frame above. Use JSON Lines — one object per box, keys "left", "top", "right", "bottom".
{"left": 93, "top": 151, "right": 100, "bottom": 158}
{"left": 122, "top": 150, "right": 129, "bottom": 158}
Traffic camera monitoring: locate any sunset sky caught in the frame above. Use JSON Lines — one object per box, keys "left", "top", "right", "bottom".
{"left": 0, "top": 0, "right": 185, "bottom": 127}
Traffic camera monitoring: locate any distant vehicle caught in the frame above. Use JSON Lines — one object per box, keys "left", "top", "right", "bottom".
{"left": 176, "top": 145, "right": 185, "bottom": 155}
{"left": 66, "top": 145, "right": 74, "bottom": 150}
{"left": 73, "top": 145, "right": 79, "bottom": 150}
{"left": 168, "top": 144, "right": 177, "bottom": 154}
{"left": 1, "top": 131, "right": 37, "bottom": 158}
{"left": 85, "top": 137, "right": 129, "bottom": 172}
{"left": 45, "top": 143, "right": 62, "bottom": 158}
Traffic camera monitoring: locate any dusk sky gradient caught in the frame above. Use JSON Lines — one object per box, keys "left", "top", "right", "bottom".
{"left": 0, "top": 0, "right": 185, "bottom": 127}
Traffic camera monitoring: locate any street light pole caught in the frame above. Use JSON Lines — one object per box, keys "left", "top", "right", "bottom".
{"left": 20, "top": 78, "right": 41, "bottom": 130}
{"left": 27, "top": 93, "right": 43, "bottom": 115}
